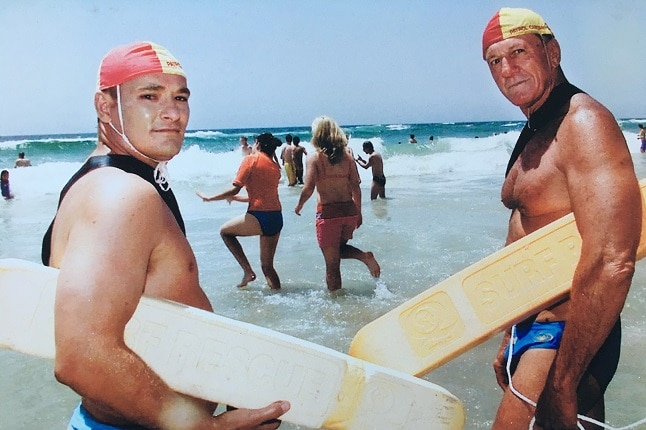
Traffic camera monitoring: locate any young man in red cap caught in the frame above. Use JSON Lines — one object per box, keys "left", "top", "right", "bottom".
{"left": 483, "top": 8, "right": 641, "bottom": 430}
{"left": 42, "top": 41, "right": 289, "bottom": 430}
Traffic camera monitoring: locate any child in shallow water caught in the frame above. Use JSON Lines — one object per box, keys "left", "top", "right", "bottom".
{"left": 1, "top": 170, "right": 14, "bottom": 199}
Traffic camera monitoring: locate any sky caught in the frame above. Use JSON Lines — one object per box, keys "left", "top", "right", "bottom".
{"left": 1, "top": 0, "right": 645, "bottom": 136}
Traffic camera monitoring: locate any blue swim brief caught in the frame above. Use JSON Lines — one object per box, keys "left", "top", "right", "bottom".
{"left": 504, "top": 319, "right": 621, "bottom": 394}
{"left": 68, "top": 404, "right": 135, "bottom": 430}
{"left": 248, "top": 210, "right": 283, "bottom": 236}
{"left": 504, "top": 321, "right": 565, "bottom": 363}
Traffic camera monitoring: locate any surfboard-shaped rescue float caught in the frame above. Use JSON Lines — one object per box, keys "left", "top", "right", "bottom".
{"left": 350, "top": 179, "right": 646, "bottom": 376}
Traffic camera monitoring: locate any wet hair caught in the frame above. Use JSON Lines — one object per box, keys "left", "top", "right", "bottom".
{"left": 102, "top": 86, "right": 118, "bottom": 99}
{"left": 539, "top": 33, "right": 554, "bottom": 43}
{"left": 362, "top": 140, "right": 374, "bottom": 151}
{"left": 1, "top": 170, "right": 9, "bottom": 181}
{"left": 293, "top": 135, "right": 300, "bottom": 145}
{"left": 285, "top": 134, "right": 293, "bottom": 143}
{"left": 256, "top": 132, "right": 280, "bottom": 156}
{"left": 311, "top": 116, "right": 347, "bottom": 165}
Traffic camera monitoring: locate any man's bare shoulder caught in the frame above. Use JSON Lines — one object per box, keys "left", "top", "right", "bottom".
{"left": 51, "top": 167, "right": 198, "bottom": 294}
{"left": 55, "top": 167, "right": 167, "bottom": 240}
{"left": 71, "top": 166, "right": 159, "bottom": 204}
{"left": 563, "top": 94, "right": 622, "bottom": 140}
{"left": 553, "top": 93, "right": 628, "bottom": 168}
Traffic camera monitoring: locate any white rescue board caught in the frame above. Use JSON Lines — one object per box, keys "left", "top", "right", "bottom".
{"left": 0, "top": 258, "right": 465, "bottom": 430}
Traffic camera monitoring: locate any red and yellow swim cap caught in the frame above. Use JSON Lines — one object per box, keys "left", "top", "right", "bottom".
{"left": 482, "top": 8, "right": 553, "bottom": 58}
{"left": 98, "top": 41, "right": 185, "bottom": 90}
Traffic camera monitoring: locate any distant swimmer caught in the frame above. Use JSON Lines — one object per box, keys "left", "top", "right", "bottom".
{"left": 239, "top": 135, "right": 252, "bottom": 156}
{"left": 1, "top": 170, "right": 14, "bottom": 199}
{"left": 409, "top": 134, "right": 417, "bottom": 144}
{"left": 196, "top": 133, "right": 284, "bottom": 290}
{"left": 280, "top": 133, "right": 296, "bottom": 186}
{"left": 14, "top": 151, "right": 31, "bottom": 167}
{"left": 355, "top": 140, "right": 386, "bottom": 200}
{"left": 292, "top": 135, "right": 307, "bottom": 185}
{"left": 639, "top": 124, "right": 646, "bottom": 153}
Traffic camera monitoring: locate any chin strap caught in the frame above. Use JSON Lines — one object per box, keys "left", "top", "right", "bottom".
{"left": 153, "top": 161, "right": 170, "bottom": 191}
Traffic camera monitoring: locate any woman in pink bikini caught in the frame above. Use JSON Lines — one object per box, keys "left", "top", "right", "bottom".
{"left": 295, "top": 116, "right": 380, "bottom": 293}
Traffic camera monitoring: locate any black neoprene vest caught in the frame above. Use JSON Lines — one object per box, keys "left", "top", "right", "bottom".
{"left": 41, "top": 154, "right": 185, "bottom": 265}
{"left": 505, "top": 81, "right": 584, "bottom": 177}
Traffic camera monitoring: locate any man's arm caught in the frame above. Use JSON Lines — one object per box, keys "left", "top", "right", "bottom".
{"left": 355, "top": 155, "right": 371, "bottom": 169}
{"left": 196, "top": 185, "right": 242, "bottom": 202}
{"left": 535, "top": 98, "right": 641, "bottom": 427}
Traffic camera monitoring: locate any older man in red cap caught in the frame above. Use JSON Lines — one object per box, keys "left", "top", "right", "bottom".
{"left": 483, "top": 8, "right": 641, "bottom": 430}
{"left": 42, "top": 41, "right": 289, "bottom": 430}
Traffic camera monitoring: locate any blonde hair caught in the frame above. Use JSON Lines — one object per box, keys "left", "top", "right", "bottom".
{"left": 311, "top": 116, "right": 347, "bottom": 165}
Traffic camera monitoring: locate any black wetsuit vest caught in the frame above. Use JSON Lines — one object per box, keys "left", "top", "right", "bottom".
{"left": 505, "top": 81, "right": 584, "bottom": 177}
{"left": 41, "top": 154, "right": 185, "bottom": 265}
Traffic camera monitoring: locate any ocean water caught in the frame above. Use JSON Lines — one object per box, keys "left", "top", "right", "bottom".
{"left": 1, "top": 120, "right": 645, "bottom": 429}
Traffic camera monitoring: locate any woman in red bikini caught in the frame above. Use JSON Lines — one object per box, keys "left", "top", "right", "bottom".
{"left": 295, "top": 116, "right": 380, "bottom": 293}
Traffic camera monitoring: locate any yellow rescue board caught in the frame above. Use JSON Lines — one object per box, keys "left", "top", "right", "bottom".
{"left": 349, "top": 179, "right": 646, "bottom": 377}
{"left": 0, "top": 258, "right": 465, "bottom": 430}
